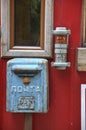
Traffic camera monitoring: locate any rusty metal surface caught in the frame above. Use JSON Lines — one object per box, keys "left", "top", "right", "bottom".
{"left": 6, "top": 58, "right": 49, "bottom": 113}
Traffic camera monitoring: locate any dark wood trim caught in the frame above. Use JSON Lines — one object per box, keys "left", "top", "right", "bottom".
{"left": 10, "top": 0, "right": 45, "bottom": 50}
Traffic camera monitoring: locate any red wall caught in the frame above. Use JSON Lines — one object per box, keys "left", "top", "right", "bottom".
{"left": 1, "top": 0, "right": 86, "bottom": 130}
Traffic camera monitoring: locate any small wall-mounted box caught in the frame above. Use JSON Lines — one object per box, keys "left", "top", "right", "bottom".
{"left": 77, "top": 48, "right": 86, "bottom": 71}
{"left": 6, "top": 58, "right": 49, "bottom": 113}
{"left": 51, "top": 27, "right": 71, "bottom": 70}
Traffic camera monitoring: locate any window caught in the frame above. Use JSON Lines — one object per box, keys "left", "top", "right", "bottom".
{"left": 77, "top": 0, "right": 86, "bottom": 71}
{"left": 1, "top": 0, "right": 53, "bottom": 58}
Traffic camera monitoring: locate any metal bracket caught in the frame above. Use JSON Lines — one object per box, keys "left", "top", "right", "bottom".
{"left": 24, "top": 114, "right": 32, "bottom": 130}
{"left": 51, "top": 62, "right": 71, "bottom": 70}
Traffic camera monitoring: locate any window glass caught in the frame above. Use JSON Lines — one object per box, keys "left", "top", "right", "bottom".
{"left": 14, "top": 0, "right": 41, "bottom": 46}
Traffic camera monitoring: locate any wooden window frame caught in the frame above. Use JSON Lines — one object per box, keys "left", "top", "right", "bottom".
{"left": 77, "top": 0, "right": 86, "bottom": 71}
{"left": 1, "top": 0, "right": 53, "bottom": 58}
{"left": 82, "top": 0, "right": 86, "bottom": 46}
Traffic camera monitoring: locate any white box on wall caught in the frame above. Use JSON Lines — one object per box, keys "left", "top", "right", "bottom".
{"left": 81, "top": 84, "right": 86, "bottom": 130}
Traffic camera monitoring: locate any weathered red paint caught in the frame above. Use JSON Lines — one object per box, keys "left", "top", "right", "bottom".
{"left": 0, "top": 0, "right": 86, "bottom": 130}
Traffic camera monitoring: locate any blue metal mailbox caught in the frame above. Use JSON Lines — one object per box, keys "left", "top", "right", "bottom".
{"left": 6, "top": 58, "right": 49, "bottom": 113}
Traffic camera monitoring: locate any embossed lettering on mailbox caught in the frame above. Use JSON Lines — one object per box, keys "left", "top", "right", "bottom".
{"left": 7, "top": 58, "right": 48, "bottom": 113}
